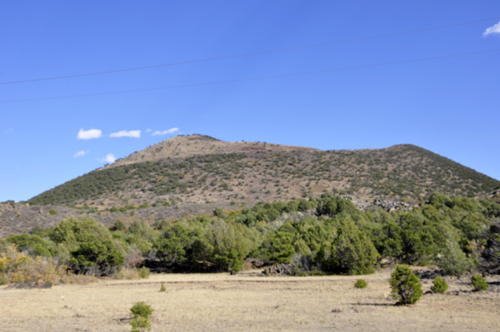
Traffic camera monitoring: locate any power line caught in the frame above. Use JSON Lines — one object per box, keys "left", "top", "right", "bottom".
{"left": 1, "top": 16, "right": 499, "bottom": 86}
{"left": 2, "top": 48, "right": 499, "bottom": 104}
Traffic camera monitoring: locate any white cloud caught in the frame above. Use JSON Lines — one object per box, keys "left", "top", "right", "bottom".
{"left": 152, "top": 127, "right": 179, "bottom": 136}
{"left": 4, "top": 128, "right": 14, "bottom": 134}
{"left": 102, "top": 153, "right": 116, "bottom": 163}
{"left": 73, "top": 150, "right": 89, "bottom": 157}
{"left": 146, "top": 129, "right": 152, "bottom": 133}
{"left": 484, "top": 21, "right": 500, "bottom": 37}
{"left": 109, "top": 130, "right": 141, "bottom": 138}
{"left": 77, "top": 128, "right": 102, "bottom": 140}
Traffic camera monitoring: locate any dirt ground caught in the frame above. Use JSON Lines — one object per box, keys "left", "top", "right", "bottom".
{"left": 1, "top": 268, "right": 499, "bottom": 332}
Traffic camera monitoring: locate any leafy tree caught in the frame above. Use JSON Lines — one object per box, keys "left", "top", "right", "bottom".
{"left": 155, "top": 223, "right": 191, "bottom": 266}
{"left": 6, "top": 234, "right": 53, "bottom": 258}
{"left": 270, "top": 231, "right": 295, "bottom": 264}
{"left": 326, "top": 219, "right": 378, "bottom": 275}
{"left": 49, "top": 217, "right": 124, "bottom": 276}
{"left": 389, "top": 265, "right": 423, "bottom": 305}
{"left": 436, "top": 241, "right": 474, "bottom": 276}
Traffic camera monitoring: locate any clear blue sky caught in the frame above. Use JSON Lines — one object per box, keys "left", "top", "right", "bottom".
{"left": 1, "top": 1, "right": 499, "bottom": 202}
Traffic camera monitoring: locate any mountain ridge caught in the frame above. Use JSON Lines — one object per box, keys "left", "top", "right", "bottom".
{"left": 27, "top": 135, "right": 500, "bottom": 208}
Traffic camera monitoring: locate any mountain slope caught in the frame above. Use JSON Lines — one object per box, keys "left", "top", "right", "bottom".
{"left": 28, "top": 135, "right": 500, "bottom": 208}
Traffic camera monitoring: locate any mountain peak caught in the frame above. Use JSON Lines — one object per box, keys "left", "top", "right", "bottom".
{"left": 106, "top": 134, "right": 320, "bottom": 169}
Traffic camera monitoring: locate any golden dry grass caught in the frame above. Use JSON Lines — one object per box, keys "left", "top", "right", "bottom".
{"left": 1, "top": 269, "right": 499, "bottom": 331}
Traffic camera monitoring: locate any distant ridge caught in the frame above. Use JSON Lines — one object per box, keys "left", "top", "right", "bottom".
{"left": 28, "top": 135, "right": 500, "bottom": 208}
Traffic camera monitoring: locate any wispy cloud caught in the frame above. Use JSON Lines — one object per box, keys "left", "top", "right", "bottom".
{"left": 73, "top": 150, "right": 89, "bottom": 157}
{"left": 110, "top": 130, "right": 141, "bottom": 138}
{"left": 152, "top": 127, "right": 179, "bottom": 136}
{"left": 146, "top": 129, "right": 152, "bottom": 133}
{"left": 4, "top": 128, "right": 14, "bottom": 134}
{"left": 77, "top": 128, "right": 102, "bottom": 140}
{"left": 484, "top": 21, "right": 500, "bottom": 37}
{"left": 101, "top": 153, "right": 116, "bottom": 163}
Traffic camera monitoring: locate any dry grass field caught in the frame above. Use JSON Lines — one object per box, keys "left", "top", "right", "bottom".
{"left": 1, "top": 268, "right": 499, "bottom": 332}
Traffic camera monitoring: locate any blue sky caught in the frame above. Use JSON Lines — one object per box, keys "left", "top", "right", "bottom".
{"left": 1, "top": 1, "right": 499, "bottom": 202}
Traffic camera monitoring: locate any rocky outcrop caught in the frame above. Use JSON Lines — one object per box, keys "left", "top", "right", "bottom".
{"left": 372, "top": 198, "right": 416, "bottom": 212}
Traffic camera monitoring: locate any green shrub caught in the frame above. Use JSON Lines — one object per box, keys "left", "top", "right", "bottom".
{"left": 389, "top": 265, "right": 423, "bottom": 305}
{"left": 470, "top": 274, "right": 488, "bottom": 292}
{"left": 138, "top": 266, "right": 150, "bottom": 279}
{"left": 160, "top": 282, "right": 166, "bottom": 292}
{"left": 113, "top": 219, "right": 127, "bottom": 231}
{"left": 49, "top": 209, "right": 58, "bottom": 215}
{"left": 327, "top": 219, "right": 378, "bottom": 275}
{"left": 436, "top": 241, "right": 474, "bottom": 276}
{"left": 49, "top": 217, "right": 125, "bottom": 276}
{"left": 430, "top": 276, "right": 448, "bottom": 293}
{"left": 354, "top": 279, "right": 368, "bottom": 288}
{"left": 130, "top": 302, "right": 153, "bottom": 332}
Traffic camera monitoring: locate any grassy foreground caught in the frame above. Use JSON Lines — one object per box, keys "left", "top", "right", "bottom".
{"left": 0, "top": 268, "right": 499, "bottom": 332}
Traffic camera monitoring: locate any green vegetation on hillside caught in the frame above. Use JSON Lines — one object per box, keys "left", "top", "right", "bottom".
{"left": 28, "top": 145, "right": 500, "bottom": 207}
{"left": 4, "top": 193, "right": 500, "bottom": 280}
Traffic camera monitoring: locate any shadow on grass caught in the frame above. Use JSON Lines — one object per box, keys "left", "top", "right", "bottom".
{"left": 351, "top": 303, "right": 394, "bottom": 307}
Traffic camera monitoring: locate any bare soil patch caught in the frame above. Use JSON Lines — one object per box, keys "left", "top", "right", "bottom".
{"left": 1, "top": 269, "right": 499, "bottom": 331}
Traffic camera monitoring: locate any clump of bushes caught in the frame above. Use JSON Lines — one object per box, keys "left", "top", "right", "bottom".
{"left": 430, "top": 276, "right": 448, "bottom": 293}
{"left": 130, "top": 301, "right": 153, "bottom": 332}
{"left": 354, "top": 279, "right": 368, "bottom": 288}
{"left": 389, "top": 265, "right": 423, "bottom": 305}
{"left": 470, "top": 274, "right": 488, "bottom": 292}
{"left": 0, "top": 245, "right": 94, "bottom": 286}
{"left": 48, "top": 209, "right": 58, "bottom": 215}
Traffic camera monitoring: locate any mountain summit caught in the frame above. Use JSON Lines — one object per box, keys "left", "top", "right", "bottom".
{"left": 106, "top": 134, "right": 319, "bottom": 169}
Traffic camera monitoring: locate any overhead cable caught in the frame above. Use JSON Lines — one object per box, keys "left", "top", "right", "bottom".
{"left": 0, "top": 16, "right": 499, "bottom": 85}
{"left": 1, "top": 48, "right": 499, "bottom": 103}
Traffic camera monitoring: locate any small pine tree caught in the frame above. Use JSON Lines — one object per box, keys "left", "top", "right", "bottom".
{"left": 470, "top": 274, "right": 488, "bottom": 292}
{"left": 389, "top": 265, "right": 423, "bottom": 305}
{"left": 430, "top": 276, "right": 448, "bottom": 293}
{"left": 130, "top": 302, "right": 153, "bottom": 332}
{"left": 160, "top": 282, "right": 166, "bottom": 292}
{"left": 354, "top": 279, "right": 368, "bottom": 288}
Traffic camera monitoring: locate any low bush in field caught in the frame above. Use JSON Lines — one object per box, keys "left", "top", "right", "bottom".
{"left": 389, "top": 265, "right": 423, "bottom": 305}
{"left": 430, "top": 276, "right": 448, "bottom": 293}
{"left": 130, "top": 302, "right": 153, "bottom": 332}
{"left": 470, "top": 274, "right": 488, "bottom": 292}
{"left": 354, "top": 279, "right": 368, "bottom": 288}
